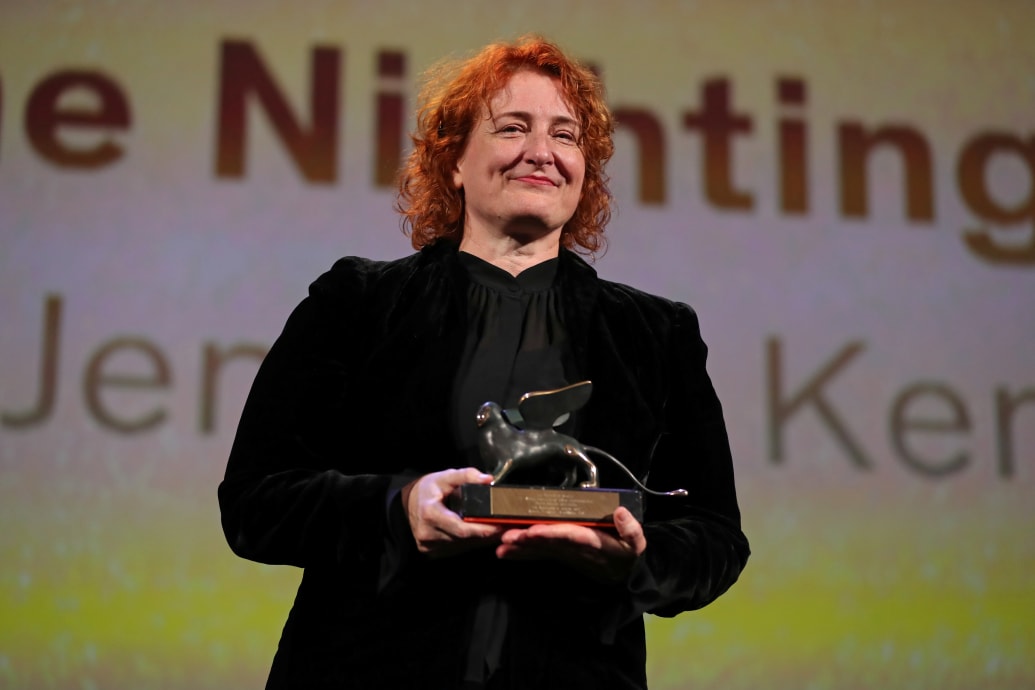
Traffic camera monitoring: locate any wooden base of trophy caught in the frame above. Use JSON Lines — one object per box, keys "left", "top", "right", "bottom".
{"left": 449, "top": 484, "right": 643, "bottom": 527}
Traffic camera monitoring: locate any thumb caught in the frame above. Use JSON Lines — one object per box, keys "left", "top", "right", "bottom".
{"left": 613, "top": 507, "right": 647, "bottom": 556}
{"left": 461, "top": 467, "right": 496, "bottom": 484}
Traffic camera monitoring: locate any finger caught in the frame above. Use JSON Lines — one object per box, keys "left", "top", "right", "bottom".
{"left": 439, "top": 467, "right": 493, "bottom": 486}
{"left": 415, "top": 469, "right": 484, "bottom": 520}
{"left": 496, "top": 539, "right": 564, "bottom": 560}
{"left": 462, "top": 468, "right": 496, "bottom": 485}
{"left": 496, "top": 535, "right": 608, "bottom": 567}
{"left": 521, "top": 522, "right": 604, "bottom": 548}
{"left": 436, "top": 467, "right": 494, "bottom": 493}
{"left": 422, "top": 500, "right": 491, "bottom": 536}
{"left": 496, "top": 541, "right": 542, "bottom": 560}
{"left": 459, "top": 522, "right": 505, "bottom": 541}
{"left": 499, "top": 527, "right": 528, "bottom": 544}
{"left": 433, "top": 496, "right": 505, "bottom": 538}
{"left": 613, "top": 507, "right": 647, "bottom": 556}
{"left": 418, "top": 515, "right": 502, "bottom": 554}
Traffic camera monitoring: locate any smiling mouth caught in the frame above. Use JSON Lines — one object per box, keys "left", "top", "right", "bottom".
{"left": 514, "top": 175, "right": 557, "bottom": 187}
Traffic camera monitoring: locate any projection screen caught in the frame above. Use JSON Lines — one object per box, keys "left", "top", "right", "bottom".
{"left": 1, "top": 2, "right": 1033, "bottom": 688}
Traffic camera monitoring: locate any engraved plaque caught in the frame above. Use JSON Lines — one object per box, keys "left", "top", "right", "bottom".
{"left": 449, "top": 484, "right": 643, "bottom": 527}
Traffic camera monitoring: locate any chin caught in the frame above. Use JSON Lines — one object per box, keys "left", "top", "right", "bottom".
{"left": 502, "top": 214, "right": 568, "bottom": 241}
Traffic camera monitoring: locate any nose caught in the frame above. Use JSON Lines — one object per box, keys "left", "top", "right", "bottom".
{"left": 530, "top": 150, "right": 553, "bottom": 166}
{"left": 526, "top": 130, "right": 554, "bottom": 167}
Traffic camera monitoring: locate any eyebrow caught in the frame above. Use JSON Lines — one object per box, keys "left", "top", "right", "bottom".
{"left": 491, "top": 110, "right": 580, "bottom": 128}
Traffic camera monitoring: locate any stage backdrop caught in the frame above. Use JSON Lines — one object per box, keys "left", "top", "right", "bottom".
{"left": 2, "top": 2, "right": 1033, "bottom": 688}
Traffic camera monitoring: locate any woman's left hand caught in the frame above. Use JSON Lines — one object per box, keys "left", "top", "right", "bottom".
{"left": 494, "top": 506, "right": 647, "bottom": 583}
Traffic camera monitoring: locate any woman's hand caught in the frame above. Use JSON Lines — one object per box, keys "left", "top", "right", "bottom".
{"left": 494, "top": 506, "right": 647, "bottom": 583}
{"left": 402, "top": 468, "right": 504, "bottom": 557}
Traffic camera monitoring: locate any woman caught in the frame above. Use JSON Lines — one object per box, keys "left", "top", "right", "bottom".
{"left": 219, "top": 35, "right": 749, "bottom": 689}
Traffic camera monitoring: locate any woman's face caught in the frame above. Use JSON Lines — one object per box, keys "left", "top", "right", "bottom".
{"left": 453, "top": 70, "right": 586, "bottom": 244}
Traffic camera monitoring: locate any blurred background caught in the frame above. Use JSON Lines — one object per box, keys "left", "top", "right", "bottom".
{"left": 1, "top": 1, "right": 1033, "bottom": 688}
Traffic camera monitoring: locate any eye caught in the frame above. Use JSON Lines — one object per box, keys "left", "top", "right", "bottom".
{"left": 496, "top": 123, "right": 525, "bottom": 135}
{"left": 553, "top": 129, "right": 579, "bottom": 145}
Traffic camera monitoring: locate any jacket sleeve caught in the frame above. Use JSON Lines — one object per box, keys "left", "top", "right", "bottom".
{"left": 622, "top": 302, "right": 749, "bottom": 621}
{"left": 217, "top": 260, "right": 412, "bottom": 570}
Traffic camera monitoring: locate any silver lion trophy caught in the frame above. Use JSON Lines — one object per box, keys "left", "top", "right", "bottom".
{"left": 449, "top": 381, "right": 687, "bottom": 527}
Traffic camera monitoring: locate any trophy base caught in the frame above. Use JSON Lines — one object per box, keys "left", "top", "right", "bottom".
{"left": 449, "top": 484, "right": 643, "bottom": 527}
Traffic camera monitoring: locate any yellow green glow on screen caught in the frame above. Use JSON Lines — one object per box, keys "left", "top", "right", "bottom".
{"left": 3, "top": 485, "right": 1031, "bottom": 689}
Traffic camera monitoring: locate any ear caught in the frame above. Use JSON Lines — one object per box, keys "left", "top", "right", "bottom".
{"left": 452, "top": 159, "right": 464, "bottom": 190}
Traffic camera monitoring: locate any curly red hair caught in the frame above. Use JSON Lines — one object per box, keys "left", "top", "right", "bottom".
{"left": 396, "top": 35, "right": 615, "bottom": 255}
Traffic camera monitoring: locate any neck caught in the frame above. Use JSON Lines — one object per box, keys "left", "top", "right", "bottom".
{"left": 459, "top": 228, "right": 562, "bottom": 276}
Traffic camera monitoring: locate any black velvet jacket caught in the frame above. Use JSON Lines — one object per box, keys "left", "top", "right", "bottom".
{"left": 219, "top": 240, "right": 749, "bottom": 689}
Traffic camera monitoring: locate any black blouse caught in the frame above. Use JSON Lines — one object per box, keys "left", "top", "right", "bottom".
{"left": 452, "top": 251, "right": 575, "bottom": 467}
{"left": 450, "top": 251, "right": 578, "bottom": 686}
